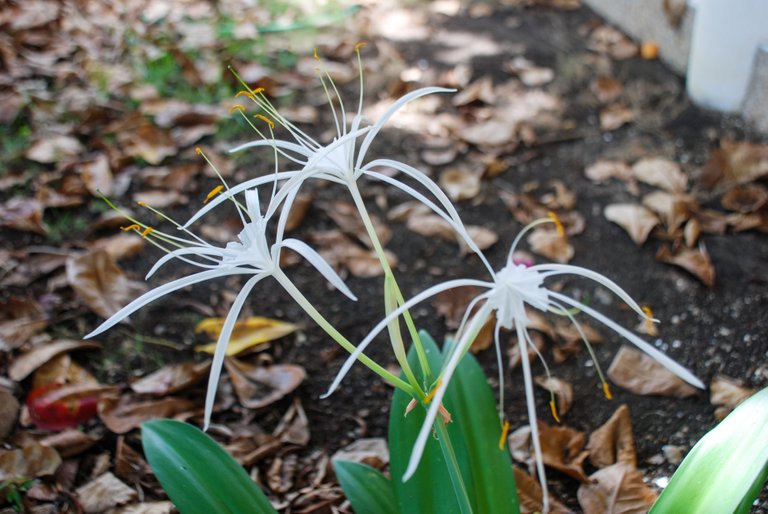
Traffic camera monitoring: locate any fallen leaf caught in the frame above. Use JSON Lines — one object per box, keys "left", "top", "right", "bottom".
{"left": 710, "top": 375, "right": 756, "bottom": 420}
{"left": 25, "top": 134, "right": 84, "bottom": 164}
{"left": 509, "top": 330, "right": 546, "bottom": 369}
{"left": 79, "top": 153, "right": 113, "bottom": 196}
{"left": 577, "top": 462, "right": 657, "bottom": 514}
{"left": 98, "top": 396, "right": 196, "bottom": 434}
{"left": 194, "top": 317, "right": 299, "bottom": 356}
{"left": 537, "top": 421, "right": 590, "bottom": 482}
{"left": 433, "top": 286, "right": 485, "bottom": 329}
{"left": 586, "top": 404, "right": 637, "bottom": 468}
{"left": 0, "top": 442, "right": 61, "bottom": 484}
{"left": 109, "top": 502, "right": 175, "bottom": 514}
{"left": 460, "top": 118, "right": 516, "bottom": 147}
{"left": 534, "top": 376, "right": 574, "bottom": 417}
{"left": 641, "top": 190, "right": 694, "bottom": 233}
{"left": 273, "top": 398, "right": 310, "bottom": 446}
{"left": 699, "top": 140, "right": 768, "bottom": 190}
{"left": 656, "top": 244, "right": 715, "bottom": 287}
{"left": 130, "top": 361, "right": 211, "bottom": 396}
{"left": 720, "top": 183, "right": 768, "bottom": 213}
{"left": 66, "top": 249, "right": 133, "bottom": 319}
{"left": 607, "top": 345, "right": 698, "bottom": 398}
{"left": 588, "top": 25, "right": 638, "bottom": 60}
{"left": 115, "top": 437, "right": 153, "bottom": 484}
{"left": 90, "top": 233, "right": 146, "bottom": 261}
{"left": 439, "top": 167, "right": 482, "bottom": 201}
{"left": 513, "top": 467, "right": 574, "bottom": 514}
{"left": 224, "top": 358, "right": 306, "bottom": 409}
{"left": 632, "top": 157, "right": 688, "bottom": 192}
{"left": 527, "top": 228, "right": 574, "bottom": 263}
{"left": 324, "top": 200, "right": 391, "bottom": 248}
{"left": 584, "top": 160, "right": 633, "bottom": 183}
{"left": 32, "top": 353, "right": 99, "bottom": 389}
{"left": 0, "top": 197, "right": 47, "bottom": 234}
{"left": 75, "top": 472, "right": 137, "bottom": 513}
{"left": 310, "top": 230, "right": 397, "bottom": 278}
{"left": 331, "top": 438, "right": 389, "bottom": 469}
{"left": 132, "top": 189, "right": 187, "bottom": 208}
{"left": 119, "top": 119, "right": 177, "bottom": 165}
{"left": 604, "top": 203, "right": 659, "bottom": 245}
{"left": 38, "top": 429, "right": 101, "bottom": 458}
{"left": 683, "top": 218, "right": 701, "bottom": 247}
{"left": 590, "top": 77, "right": 623, "bottom": 104}
{"left": 9, "top": 339, "right": 101, "bottom": 381}
{"left": 0, "top": 297, "right": 48, "bottom": 351}
{"left": 452, "top": 76, "right": 495, "bottom": 106}
{"left": 0, "top": 389, "right": 19, "bottom": 442}
{"left": 600, "top": 104, "right": 634, "bottom": 131}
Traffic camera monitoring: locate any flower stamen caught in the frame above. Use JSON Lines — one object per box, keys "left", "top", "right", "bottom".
{"left": 254, "top": 114, "right": 275, "bottom": 130}
{"left": 549, "top": 398, "right": 561, "bottom": 423}
{"left": 235, "top": 90, "right": 256, "bottom": 101}
{"left": 498, "top": 420, "right": 510, "bottom": 450}
{"left": 204, "top": 185, "right": 224, "bottom": 204}
{"left": 229, "top": 104, "right": 245, "bottom": 113}
{"left": 548, "top": 211, "right": 565, "bottom": 237}
{"left": 642, "top": 305, "right": 658, "bottom": 336}
{"left": 603, "top": 382, "right": 613, "bottom": 400}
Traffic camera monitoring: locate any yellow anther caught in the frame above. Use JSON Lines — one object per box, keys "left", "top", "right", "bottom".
{"left": 252, "top": 87, "right": 264, "bottom": 95}
{"left": 229, "top": 104, "right": 245, "bottom": 113}
{"left": 424, "top": 379, "right": 442, "bottom": 404}
{"left": 121, "top": 224, "right": 141, "bottom": 232}
{"left": 354, "top": 41, "right": 367, "bottom": 53}
{"left": 498, "top": 420, "right": 510, "bottom": 450}
{"left": 547, "top": 211, "right": 565, "bottom": 237}
{"left": 254, "top": 114, "right": 275, "bottom": 129}
{"left": 137, "top": 201, "right": 147, "bottom": 207}
{"left": 195, "top": 147, "right": 203, "bottom": 155}
{"left": 549, "top": 399, "right": 561, "bottom": 423}
{"left": 603, "top": 382, "right": 613, "bottom": 400}
{"left": 204, "top": 185, "right": 224, "bottom": 204}
{"left": 313, "top": 47, "right": 320, "bottom": 61}
{"left": 235, "top": 90, "right": 255, "bottom": 101}
{"left": 140, "top": 227, "right": 154, "bottom": 238}
{"left": 642, "top": 305, "right": 657, "bottom": 336}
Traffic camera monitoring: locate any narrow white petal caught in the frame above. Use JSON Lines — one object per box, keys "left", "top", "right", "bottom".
{"left": 85, "top": 268, "right": 247, "bottom": 338}
{"left": 279, "top": 238, "right": 357, "bottom": 301}
{"left": 322, "top": 278, "right": 492, "bottom": 398}
{"left": 182, "top": 171, "right": 299, "bottom": 228}
{"left": 229, "top": 139, "right": 313, "bottom": 157}
{"left": 535, "top": 263, "right": 647, "bottom": 317}
{"left": 403, "top": 304, "right": 493, "bottom": 481}
{"left": 356, "top": 87, "right": 454, "bottom": 169}
{"left": 145, "top": 247, "right": 224, "bottom": 279}
{"left": 203, "top": 273, "right": 267, "bottom": 430}
{"left": 548, "top": 291, "right": 705, "bottom": 388}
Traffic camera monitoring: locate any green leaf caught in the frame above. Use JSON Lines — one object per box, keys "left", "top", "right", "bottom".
{"left": 141, "top": 419, "right": 278, "bottom": 514}
{"left": 389, "top": 331, "right": 519, "bottom": 514}
{"left": 333, "top": 460, "right": 398, "bottom": 514}
{"left": 650, "top": 386, "right": 768, "bottom": 514}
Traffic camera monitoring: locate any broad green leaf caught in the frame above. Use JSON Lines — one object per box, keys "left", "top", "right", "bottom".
{"left": 650, "top": 386, "right": 768, "bottom": 514}
{"left": 194, "top": 316, "right": 298, "bottom": 356}
{"left": 333, "top": 460, "right": 398, "bottom": 514}
{"left": 389, "top": 331, "right": 519, "bottom": 514}
{"left": 141, "top": 419, "right": 278, "bottom": 514}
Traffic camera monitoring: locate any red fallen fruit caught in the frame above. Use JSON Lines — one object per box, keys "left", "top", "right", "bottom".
{"left": 26, "top": 383, "right": 100, "bottom": 431}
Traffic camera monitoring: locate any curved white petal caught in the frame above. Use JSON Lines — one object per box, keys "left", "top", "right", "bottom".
{"left": 145, "top": 247, "right": 224, "bottom": 279}
{"left": 279, "top": 238, "right": 357, "bottom": 301}
{"left": 85, "top": 268, "right": 249, "bottom": 338}
{"left": 548, "top": 291, "right": 705, "bottom": 389}
{"left": 356, "top": 87, "right": 455, "bottom": 169}
{"left": 322, "top": 278, "right": 492, "bottom": 398}
{"left": 229, "top": 139, "right": 313, "bottom": 158}
{"left": 203, "top": 273, "right": 267, "bottom": 430}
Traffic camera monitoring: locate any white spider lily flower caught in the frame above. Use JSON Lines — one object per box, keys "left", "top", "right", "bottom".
{"left": 184, "top": 47, "right": 490, "bottom": 269}
{"left": 327, "top": 216, "right": 704, "bottom": 511}
{"left": 85, "top": 187, "right": 357, "bottom": 429}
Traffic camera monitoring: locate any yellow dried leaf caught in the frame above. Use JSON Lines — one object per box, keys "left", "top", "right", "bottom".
{"left": 194, "top": 316, "right": 299, "bottom": 356}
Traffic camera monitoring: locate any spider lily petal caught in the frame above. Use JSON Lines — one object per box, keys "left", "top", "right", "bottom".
{"left": 278, "top": 238, "right": 357, "bottom": 301}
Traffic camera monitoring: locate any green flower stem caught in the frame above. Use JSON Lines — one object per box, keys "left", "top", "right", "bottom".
{"left": 435, "top": 416, "right": 474, "bottom": 514}
{"left": 274, "top": 269, "right": 414, "bottom": 395}
{"left": 347, "top": 181, "right": 432, "bottom": 387}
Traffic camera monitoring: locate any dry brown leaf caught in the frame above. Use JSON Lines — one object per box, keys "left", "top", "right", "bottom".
{"left": 632, "top": 157, "right": 688, "bottom": 192}
{"left": 130, "top": 361, "right": 211, "bottom": 396}
{"left": 534, "top": 376, "right": 574, "bottom": 417}
{"left": 514, "top": 467, "right": 574, "bottom": 514}
{"left": 710, "top": 375, "right": 756, "bottom": 420}
{"left": 9, "top": 339, "right": 101, "bottom": 382}
{"left": 75, "top": 472, "right": 137, "bottom": 514}
{"left": 585, "top": 160, "right": 633, "bottom": 183}
{"left": 721, "top": 183, "right": 768, "bottom": 213}
{"left": 91, "top": 233, "right": 146, "bottom": 262}
{"left": 115, "top": 437, "right": 153, "bottom": 484}
{"left": 331, "top": 438, "right": 389, "bottom": 469}
{"left": 699, "top": 140, "right": 768, "bottom": 190}
{"left": 39, "top": 429, "right": 101, "bottom": 458}
{"left": 98, "top": 396, "right": 196, "bottom": 434}
{"left": 324, "top": 200, "right": 391, "bottom": 248}
{"left": 577, "top": 463, "right": 657, "bottom": 514}
{"left": 0, "top": 297, "right": 48, "bottom": 351}
{"left": 538, "top": 421, "right": 590, "bottom": 482}
{"left": 590, "top": 77, "right": 624, "bottom": 104}
{"left": 25, "top": 134, "right": 84, "bottom": 164}
{"left": 79, "top": 153, "right": 113, "bottom": 196}
{"left": 66, "top": 249, "right": 133, "bottom": 319}
{"left": 31, "top": 353, "right": 100, "bottom": 389}
{"left": 683, "top": 218, "right": 701, "bottom": 247}
{"left": 310, "top": 230, "right": 397, "bottom": 278}
{"left": 452, "top": 77, "right": 495, "bottom": 106}
{"left": 224, "top": 358, "right": 305, "bottom": 410}
{"left": 554, "top": 320, "right": 604, "bottom": 346}
{"left": 0, "top": 197, "right": 47, "bottom": 234}
{"left": 508, "top": 330, "right": 546, "bottom": 369}
{"left": 607, "top": 345, "right": 698, "bottom": 398}
{"left": 586, "top": 404, "right": 637, "bottom": 468}
{"left": 656, "top": 244, "right": 715, "bottom": 287}
{"left": 460, "top": 118, "right": 516, "bottom": 147}
{"left": 273, "top": 398, "right": 310, "bottom": 446}
{"left": 132, "top": 189, "right": 187, "bottom": 208}
{"left": 119, "top": 120, "right": 176, "bottom": 165}
{"left": 641, "top": 190, "right": 695, "bottom": 233}
{"left": 433, "top": 286, "right": 485, "bottom": 329}
{"left": 588, "top": 25, "right": 638, "bottom": 60}
{"left": 600, "top": 104, "right": 634, "bottom": 131}
{"left": 439, "top": 167, "right": 482, "bottom": 201}
{"left": 0, "top": 389, "right": 19, "bottom": 442}
{"left": 109, "top": 502, "right": 174, "bottom": 514}
{"left": 0, "top": 442, "right": 61, "bottom": 483}
{"left": 527, "top": 228, "right": 574, "bottom": 263}
{"left": 194, "top": 316, "right": 299, "bottom": 356}
{"left": 604, "top": 203, "right": 659, "bottom": 245}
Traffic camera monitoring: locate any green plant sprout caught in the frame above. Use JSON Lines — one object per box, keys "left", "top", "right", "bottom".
{"left": 88, "top": 46, "right": 704, "bottom": 513}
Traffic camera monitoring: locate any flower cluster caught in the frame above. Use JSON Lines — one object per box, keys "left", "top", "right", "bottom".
{"left": 87, "top": 46, "right": 703, "bottom": 513}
